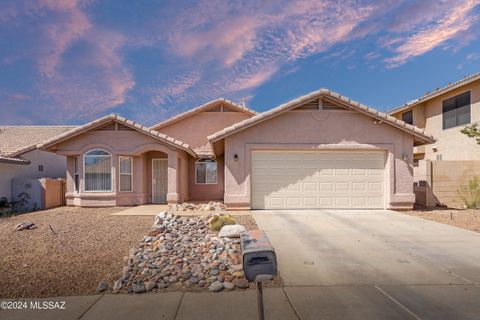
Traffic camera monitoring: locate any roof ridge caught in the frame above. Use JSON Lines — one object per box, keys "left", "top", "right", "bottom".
{"left": 37, "top": 114, "right": 197, "bottom": 157}
{"left": 388, "top": 71, "right": 480, "bottom": 114}
{"left": 208, "top": 88, "right": 435, "bottom": 145}
{"left": 149, "top": 98, "right": 257, "bottom": 130}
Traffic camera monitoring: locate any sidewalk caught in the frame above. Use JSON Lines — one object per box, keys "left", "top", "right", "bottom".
{"left": 3, "top": 284, "right": 479, "bottom": 319}
{"left": 1, "top": 288, "right": 299, "bottom": 320}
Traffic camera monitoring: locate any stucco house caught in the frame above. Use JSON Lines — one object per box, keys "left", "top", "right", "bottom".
{"left": 388, "top": 72, "right": 480, "bottom": 208}
{"left": 38, "top": 90, "right": 434, "bottom": 210}
{"left": 0, "top": 126, "right": 76, "bottom": 201}
{"left": 389, "top": 72, "right": 480, "bottom": 162}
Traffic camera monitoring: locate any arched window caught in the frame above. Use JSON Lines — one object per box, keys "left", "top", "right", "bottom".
{"left": 195, "top": 158, "right": 217, "bottom": 184}
{"left": 84, "top": 149, "right": 112, "bottom": 192}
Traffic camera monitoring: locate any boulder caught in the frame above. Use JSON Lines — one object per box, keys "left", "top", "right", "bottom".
{"left": 218, "top": 225, "right": 246, "bottom": 238}
{"left": 208, "top": 215, "right": 235, "bottom": 231}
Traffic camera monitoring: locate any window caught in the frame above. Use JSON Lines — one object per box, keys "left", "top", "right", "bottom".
{"left": 38, "top": 165, "right": 44, "bottom": 172}
{"left": 74, "top": 157, "right": 79, "bottom": 192}
{"left": 119, "top": 156, "right": 133, "bottom": 192}
{"left": 402, "top": 110, "right": 413, "bottom": 125}
{"left": 195, "top": 158, "right": 217, "bottom": 184}
{"left": 442, "top": 91, "right": 471, "bottom": 130}
{"left": 84, "top": 150, "right": 112, "bottom": 192}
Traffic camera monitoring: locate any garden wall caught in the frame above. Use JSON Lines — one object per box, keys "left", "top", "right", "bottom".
{"left": 414, "top": 160, "right": 480, "bottom": 208}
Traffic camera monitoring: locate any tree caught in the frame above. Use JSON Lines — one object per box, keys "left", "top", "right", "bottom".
{"left": 461, "top": 122, "right": 480, "bottom": 144}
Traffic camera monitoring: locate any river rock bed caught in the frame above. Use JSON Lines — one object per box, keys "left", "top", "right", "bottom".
{"left": 169, "top": 201, "right": 226, "bottom": 212}
{"left": 118, "top": 212, "right": 249, "bottom": 293}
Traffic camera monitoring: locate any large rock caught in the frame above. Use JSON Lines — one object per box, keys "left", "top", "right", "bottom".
{"left": 208, "top": 215, "right": 235, "bottom": 231}
{"left": 218, "top": 224, "right": 246, "bottom": 238}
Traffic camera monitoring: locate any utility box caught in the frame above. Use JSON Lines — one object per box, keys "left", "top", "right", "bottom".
{"left": 240, "top": 230, "right": 277, "bottom": 282}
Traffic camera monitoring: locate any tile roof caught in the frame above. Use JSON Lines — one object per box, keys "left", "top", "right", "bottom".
{"left": 208, "top": 88, "right": 435, "bottom": 146}
{"left": 150, "top": 98, "right": 257, "bottom": 130}
{"left": 37, "top": 114, "right": 197, "bottom": 156}
{"left": 388, "top": 71, "right": 480, "bottom": 115}
{"left": 0, "top": 126, "right": 76, "bottom": 158}
{"left": 0, "top": 154, "right": 30, "bottom": 165}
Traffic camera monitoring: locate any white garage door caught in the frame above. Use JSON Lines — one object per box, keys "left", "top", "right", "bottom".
{"left": 251, "top": 150, "right": 385, "bottom": 209}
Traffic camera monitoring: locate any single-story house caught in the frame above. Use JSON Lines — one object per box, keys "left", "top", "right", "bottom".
{"left": 38, "top": 89, "right": 435, "bottom": 210}
{"left": 0, "top": 126, "right": 76, "bottom": 201}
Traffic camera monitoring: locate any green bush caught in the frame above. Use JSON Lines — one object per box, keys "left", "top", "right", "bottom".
{"left": 458, "top": 177, "right": 480, "bottom": 209}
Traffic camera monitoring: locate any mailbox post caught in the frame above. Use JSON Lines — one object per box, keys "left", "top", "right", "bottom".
{"left": 240, "top": 230, "right": 277, "bottom": 320}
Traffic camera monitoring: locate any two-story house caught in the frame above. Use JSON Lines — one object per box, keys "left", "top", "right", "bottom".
{"left": 389, "top": 72, "right": 480, "bottom": 208}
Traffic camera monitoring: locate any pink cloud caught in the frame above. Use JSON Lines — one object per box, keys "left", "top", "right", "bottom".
{"left": 385, "top": 0, "right": 480, "bottom": 67}
{"left": 149, "top": 72, "right": 201, "bottom": 106}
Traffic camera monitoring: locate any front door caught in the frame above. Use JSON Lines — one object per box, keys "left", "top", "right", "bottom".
{"left": 152, "top": 158, "right": 168, "bottom": 203}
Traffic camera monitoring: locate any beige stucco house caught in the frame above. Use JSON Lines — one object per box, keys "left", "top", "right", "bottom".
{"left": 389, "top": 72, "right": 480, "bottom": 208}
{"left": 39, "top": 90, "right": 434, "bottom": 210}
{"left": 0, "top": 126, "right": 76, "bottom": 202}
{"left": 389, "top": 72, "right": 480, "bottom": 162}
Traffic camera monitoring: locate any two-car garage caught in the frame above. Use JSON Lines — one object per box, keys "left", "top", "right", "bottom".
{"left": 251, "top": 150, "right": 385, "bottom": 209}
{"left": 209, "top": 89, "right": 435, "bottom": 211}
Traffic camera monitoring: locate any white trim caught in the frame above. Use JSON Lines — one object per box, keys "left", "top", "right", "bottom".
{"left": 195, "top": 158, "right": 218, "bottom": 184}
{"left": 119, "top": 156, "right": 133, "bottom": 192}
{"left": 83, "top": 149, "right": 113, "bottom": 192}
{"left": 152, "top": 158, "right": 168, "bottom": 203}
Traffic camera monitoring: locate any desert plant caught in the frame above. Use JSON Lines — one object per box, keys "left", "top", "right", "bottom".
{"left": 458, "top": 176, "right": 480, "bottom": 209}
{"left": 208, "top": 215, "right": 235, "bottom": 231}
{"left": 461, "top": 122, "right": 480, "bottom": 144}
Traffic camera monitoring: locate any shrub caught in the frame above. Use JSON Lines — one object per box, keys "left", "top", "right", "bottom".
{"left": 458, "top": 177, "right": 480, "bottom": 209}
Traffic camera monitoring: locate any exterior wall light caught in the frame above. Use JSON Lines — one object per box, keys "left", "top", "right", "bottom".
{"left": 234, "top": 154, "right": 239, "bottom": 162}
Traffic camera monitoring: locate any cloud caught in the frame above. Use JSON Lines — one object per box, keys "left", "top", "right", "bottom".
{"left": 162, "top": 0, "right": 380, "bottom": 100}
{"left": 385, "top": 0, "right": 480, "bottom": 67}
{"left": 1, "top": 0, "right": 136, "bottom": 122}
{"left": 149, "top": 71, "right": 201, "bottom": 106}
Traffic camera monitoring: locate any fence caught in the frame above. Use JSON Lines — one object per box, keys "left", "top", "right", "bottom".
{"left": 414, "top": 160, "right": 480, "bottom": 208}
{"left": 11, "top": 178, "right": 66, "bottom": 211}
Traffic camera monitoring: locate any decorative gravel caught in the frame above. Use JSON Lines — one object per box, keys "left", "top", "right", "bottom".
{"left": 401, "top": 208, "right": 480, "bottom": 233}
{"left": 0, "top": 206, "right": 151, "bottom": 298}
{"left": 118, "top": 212, "right": 282, "bottom": 293}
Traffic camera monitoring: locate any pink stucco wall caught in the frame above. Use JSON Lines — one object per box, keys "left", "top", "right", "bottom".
{"left": 223, "top": 110, "right": 414, "bottom": 210}
{"left": 56, "top": 127, "right": 186, "bottom": 206}
{"left": 158, "top": 111, "right": 252, "bottom": 151}
{"left": 188, "top": 155, "right": 225, "bottom": 201}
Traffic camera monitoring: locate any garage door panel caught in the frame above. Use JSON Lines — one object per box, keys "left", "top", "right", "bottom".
{"left": 251, "top": 151, "right": 385, "bottom": 209}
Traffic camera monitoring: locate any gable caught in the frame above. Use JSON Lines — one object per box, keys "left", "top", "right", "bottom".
{"left": 157, "top": 103, "right": 254, "bottom": 152}
{"left": 150, "top": 99, "right": 256, "bottom": 131}
{"left": 209, "top": 89, "right": 435, "bottom": 150}
{"left": 38, "top": 115, "right": 195, "bottom": 156}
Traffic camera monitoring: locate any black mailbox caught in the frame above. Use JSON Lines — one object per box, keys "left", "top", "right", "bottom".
{"left": 240, "top": 230, "right": 277, "bottom": 282}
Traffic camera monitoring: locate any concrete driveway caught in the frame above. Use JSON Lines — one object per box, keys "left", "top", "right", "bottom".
{"left": 253, "top": 209, "right": 480, "bottom": 320}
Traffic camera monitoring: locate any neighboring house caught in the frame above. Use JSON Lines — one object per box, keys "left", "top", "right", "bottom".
{"left": 0, "top": 126, "right": 77, "bottom": 201}
{"left": 38, "top": 91, "right": 434, "bottom": 210}
{"left": 389, "top": 72, "right": 480, "bottom": 208}
{"left": 389, "top": 72, "right": 480, "bottom": 162}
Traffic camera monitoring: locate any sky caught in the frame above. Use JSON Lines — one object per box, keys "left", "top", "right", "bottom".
{"left": 0, "top": 0, "right": 479, "bottom": 126}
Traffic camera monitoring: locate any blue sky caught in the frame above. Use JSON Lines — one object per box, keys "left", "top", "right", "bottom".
{"left": 0, "top": 0, "right": 479, "bottom": 125}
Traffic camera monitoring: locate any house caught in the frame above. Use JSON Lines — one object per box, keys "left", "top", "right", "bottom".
{"left": 389, "top": 72, "right": 480, "bottom": 162}
{"left": 0, "top": 126, "right": 76, "bottom": 201}
{"left": 389, "top": 72, "right": 480, "bottom": 208}
{"left": 38, "top": 90, "right": 434, "bottom": 210}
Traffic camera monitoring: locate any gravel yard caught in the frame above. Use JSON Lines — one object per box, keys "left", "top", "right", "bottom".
{"left": 0, "top": 206, "right": 151, "bottom": 298}
{"left": 401, "top": 207, "right": 480, "bottom": 233}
